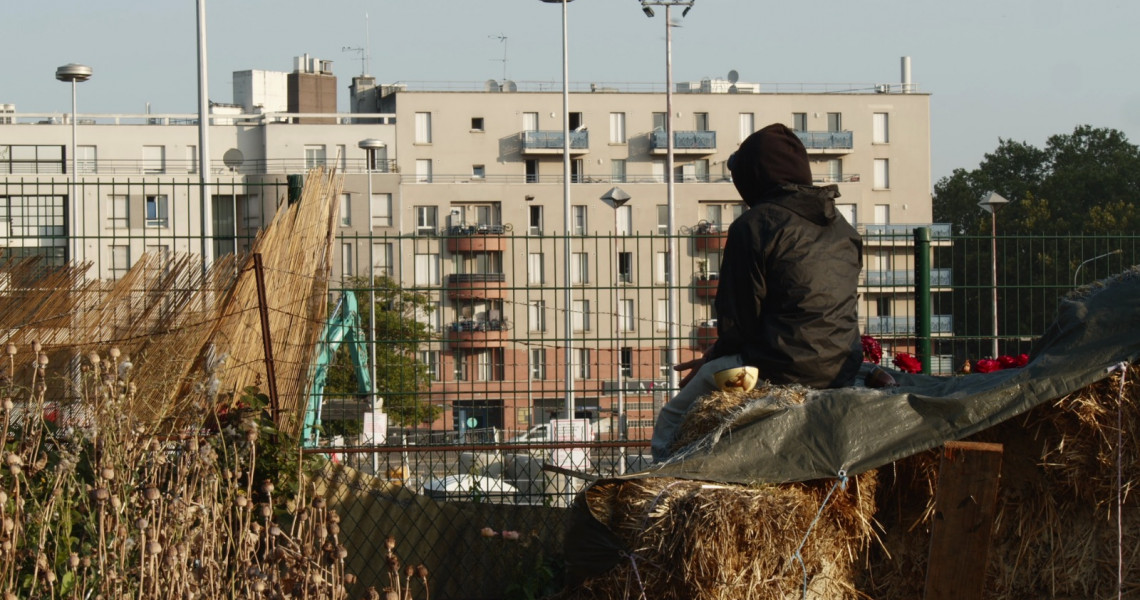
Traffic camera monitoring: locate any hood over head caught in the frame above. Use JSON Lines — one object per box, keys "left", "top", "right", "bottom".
{"left": 729, "top": 123, "right": 813, "bottom": 205}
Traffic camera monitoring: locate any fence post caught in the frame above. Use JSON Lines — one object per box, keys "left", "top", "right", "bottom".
{"left": 252, "top": 252, "right": 281, "bottom": 420}
{"left": 914, "top": 227, "right": 932, "bottom": 375}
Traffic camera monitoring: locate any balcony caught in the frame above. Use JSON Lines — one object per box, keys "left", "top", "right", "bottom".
{"left": 650, "top": 130, "right": 717, "bottom": 155}
{"left": 691, "top": 221, "right": 728, "bottom": 251}
{"left": 862, "top": 223, "right": 953, "bottom": 245}
{"left": 694, "top": 274, "right": 719, "bottom": 298}
{"left": 863, "top": 269, "right": 952, "bottom": 288}
{"left": 693, "top": 319, "right": 717, "bottom": 350}
{"left": 520, "top": 130, "right": 589, "bottom": 155}
{"left": 446, "top": 273, "right": 507, "bottom": 300}
{"left": 445, "top": 224, "right": 509, "bottom": 253}
{"left": 793, "top": 130, "right": 853, "bottom": 154}
{"left": 446, "top": 319, "right": 510, "bottom": 349}
{"left": 863, "top": 315, "right": 953, "bottom": 337}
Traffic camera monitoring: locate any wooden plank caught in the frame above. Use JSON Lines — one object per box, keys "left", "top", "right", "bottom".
{"left": 924, "top": 441, "right": 1004, "bottom": 600}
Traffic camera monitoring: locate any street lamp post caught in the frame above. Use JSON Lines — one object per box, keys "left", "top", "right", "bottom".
{"left": 601, "top": 186, "right": 631, "bottom": 474}
{"left": 978, "top": 191, "right": 1008, "bottom": 359}
{"left": 55, "top": 63, "right": 92, "bottom": 265}
{"left": 1073, "top": 249, "right": 1122, "bottom": 287}
{"left": 358, "top": 139, "right": 385, "bottom": 458}
{"left": 640, "top": 0, "right": 694, "bottom": 394}
{"left": 540, "top": 0, "right": 576, "bottom": 423}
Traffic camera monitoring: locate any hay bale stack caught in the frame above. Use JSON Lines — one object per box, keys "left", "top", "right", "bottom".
{"left": 866, "top": 366, "right": 1139, "bottom": 598}
{"left": 555, "top": 386, "right": 876, "bottom": 600}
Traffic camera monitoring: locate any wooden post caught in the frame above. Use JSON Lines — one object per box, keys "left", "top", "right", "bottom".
{"left": 252, "top": 253, "right": 281, "bottom": 421}
{"left": 924, "top": 441, "right": 1004, "bottom": 600}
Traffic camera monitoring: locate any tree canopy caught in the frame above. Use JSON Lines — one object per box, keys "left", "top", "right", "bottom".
{"left": 933, "top": 125, "right": 1140, "bottom": 235}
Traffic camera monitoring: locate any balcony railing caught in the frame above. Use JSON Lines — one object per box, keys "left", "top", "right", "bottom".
{"left": 863, "top": 223, "right": 953, "bottom": 239}
{"left": 520, "top": 130, "right": 589, "bottom": 152}
{"left": 864, "top": 315, "right": 953, "bottom": 336}
{"left": 650, "top": 130, "right": 717, "bottom": 152}
{"left": 793, "top": 130, "right": 853, "bottom": 151}
{"left": 864, "top": 268, "right": 952, "bottom": 287}
{"left": 10, "top": 158, "right": 401, "bottom": 177}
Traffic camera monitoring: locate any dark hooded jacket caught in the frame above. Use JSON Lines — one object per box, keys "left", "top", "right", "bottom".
{"left": 707, "top": 124, "right": 862, "bottom": 388}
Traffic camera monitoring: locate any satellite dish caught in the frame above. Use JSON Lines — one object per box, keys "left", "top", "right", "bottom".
{"left": 222, "top": 148, "right": 244, "bottom": 171}
{"left": 485, "top": 79, "right": 500, "bottom": 92}
{"left": 503, "top": 80, "right": 518, "bottom": 92}
{"left": 728, "top": 85, "right": 738, "bottom": 94}
{"left": 727, "top": 69, "right": 739, "bottom": 84}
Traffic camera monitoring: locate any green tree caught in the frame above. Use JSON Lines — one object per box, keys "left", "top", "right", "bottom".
{"left": 930, "top": 126, "right": 1140, "bottom": 361}
{"left": 324, "top": 276, "right": 442, "bottom": 428}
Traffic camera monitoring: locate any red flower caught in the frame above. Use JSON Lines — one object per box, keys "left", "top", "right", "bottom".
{"left": 974, "top": 359, "right": 1000, "bottom": 373}
{"left": 892, "top": 352, "right": 922, "bottom": 374}
{"left": 1015, "top": 353, "right": 1029, "bottom": 368}
{"left": 998, "top": 355, "right": 1019, "bottom": 370}
{"left": 861, "top": 335, "right": 882, "bottom": 365}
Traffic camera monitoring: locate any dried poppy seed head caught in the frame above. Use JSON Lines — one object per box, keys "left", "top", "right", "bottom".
{"left": 385, "top": 535, "right": 396, "bottom": 551}
{"left": 90, "top": 488, "right": 109, "bottom": 502}
{"left": 144, "top": 487, "right": 160, "bottom": 502}
{"left": 312, "top": 497, "right": 326, "bottom": 509}
{"left": 4, "top": 344, "right": 15, "bottom": 356}
{"left": 416, "top": 564, "right": 429, "bottom": 579}
{"left": 37, "top": 353, "right": 48, "bottom": 366}
{"left": 88, "top": 352, "right": 101, "bottom": 365}
{"left": 109, "top": 347, "right": 121, "bottom": 359}
{"left": 135, "top": 518, "right": 149, "bottom": 530}
{"left": 31, "top": 341, "right": 41, "bottom": 353}
{"left": 100, "top": 467, "right": 115, "bottom": 481}
{"left": 68, "top": 553, "right": 79, "bottom": 569}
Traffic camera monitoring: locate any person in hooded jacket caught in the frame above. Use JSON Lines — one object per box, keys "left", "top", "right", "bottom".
{"left": 650, "top": 123, "right": 863, "bottom": 462}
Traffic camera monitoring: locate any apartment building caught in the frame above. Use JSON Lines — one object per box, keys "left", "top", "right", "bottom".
{"left": 0, "top": 59, "right": 941, "bottom": 435}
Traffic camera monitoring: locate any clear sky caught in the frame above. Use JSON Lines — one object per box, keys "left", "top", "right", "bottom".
{"left": 4, "top": 0, "right": 1139, "bottom": 184}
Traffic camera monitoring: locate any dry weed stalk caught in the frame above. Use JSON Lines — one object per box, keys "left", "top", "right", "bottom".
{"left": 0, "top": 343, "right": 356, "bottom": 599}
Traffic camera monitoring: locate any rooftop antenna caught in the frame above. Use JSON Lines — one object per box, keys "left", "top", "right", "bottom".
{"left": 489, "top": 33, "right": 508, "bottom": 82}
{"left": 342, "top": 46, "right": 365, "bottom": 77}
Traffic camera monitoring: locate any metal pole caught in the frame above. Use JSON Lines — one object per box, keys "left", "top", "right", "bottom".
{"left": 664, "top": 4, "right": 680, "bottom": 393}
{"left": 560, "top": 0, "right": 574, "bottom": 422}
{"left": 366, "top": 149, "right": 380, "bottom": 473}
{"left": 252, "top": 253, "right": 281, "bottom": 422}
{"left": 915, "top": 227, "right": 932, "bottom": 375}
{"left": 990, "top": 211, "right": 999, "bottom": 358}
{"left": 196, "top": 0, "right": 214, "bottom": 272}
{"left": 614, "top": 209, "right": 626, "bottom": 475}
{"left": 69, "top": 79, "right": 79, "bottom": 264}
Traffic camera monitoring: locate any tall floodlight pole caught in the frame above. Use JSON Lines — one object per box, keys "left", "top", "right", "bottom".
{"left": 978, "top": 192, "right": 1008, "bottom": 359}
{"left": 640, "top": 0, "right": 694, "bottom": 393}
{"left": 601, "top": 186, "right": 631, "bottom": 474}
{"left": 360, "top": 139, "right": 385, "bottom": 474}
{"left": 540, "top": 0, "right": 575, "bottom": 422}
{"left": 55, "top": 63, "right": 92, "bottom": 265}
{"left": 196, "top": 0, "right": 214, "bottom": 272}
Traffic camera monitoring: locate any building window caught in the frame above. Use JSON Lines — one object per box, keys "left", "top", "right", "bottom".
{"left": 618, "top": 252, "right": 633, "bottom": 284}
{"left": 656, "top": 299, "right": 668, "bottom": 332}
{"left": 372, "top": 193, "right": 392, "bottom": 227}
{"left": 339, "top": 194, "right": 351, "bottom": 227}
{"left": 109, "top": 245, "right": 130, "bottom": 280}
{"left": 528, "top": 252, "right": 545, "bottom": 284}
{"left": 620, "top": 347, "right": 633, "bottom": 378}
{"left": 876, "top": 297, "right": 892, "bottom": 317}
{"left": 704, "top": 202, "right": 744, "bottom": 230}
{"left": 243, "top": 195, "right": 262, "bottom": 229}
{"left": 472, "top": 164, "right": 485, "bottom": 179}
{"left": 609, "top": 112, "right": 626, "bottom": 144}
{"left": 413, "top": 253, "right": 440, "bottom": 285}
{"left": 739, "top": 113, "right": 755, "bottom": 142}
{"left": 652, "top": 112, "right": 667, "bottom": 131}
{"left": 530, "top": 349, "right": 546, "bottom": 380}
{"left": 143, "top": 145, "right": 166, "bottom": 174}
{"left": 415, "top": 206, "right": 438, "bottom": 234}
{"left": 611, "top": 159, "right": 626, "bottom": 183}
{"left": 107, "top": 195, "right": 129, "bottom": 229}
{"left": 873, "top": 159, "right": 890, "bottom": 190}
{"left": 145, "top": 195, "right": 168, "bottom": 228}
{"left": 837, "top": 204, "right": 857, "bottom": 226}
{"left": 529, "top": 301, "right": 547, "bottom": 332}
{"left": 373, "top": 242, "right": 393, "bottom": 276}
{"left": 415, "top": 112, "right": 432, "bottom": 144}
{"left": 873, "top": 112, "right": 890, "bottom": 144}
{"left": 304, "top": 145, "right": 326, "bottom": 169}
{"left": 420, "top": 351, "right": 440, "bottom": 382}
{"left": 827, "top": 112, "right": 842, "bottom": 132}
{"left": 525, "top": 159, "right": 539, "bottom": 183}
{"left": 616, "top": 205, "right": 632, "bottom": 235}
{"left": 523, "top": 112, "right": 539, "bottom": 131}
{"left": 186, "top": 145, "right": 197, "bottom": 174}
{"left": 652, "top": 159, "right": 666, "bottom": 183}
{"left": 572, "top": 205, "right": 587, "bottom": 235}
{"left": 694, "top": 159, "right": 710, "bottom": 183}
{"left": 77, "top": 145, "right": 97, "bottom": 174}
{"left": 528, "top": 205, "right": 543, "bottom": 235}
{"left": 655, "top": 252, "right": 669, "bottom": 284}
{"left": 694, "top": 112, "right": 710, "bottom": 131}
{"left": 573, "top": 348, "right": 591, "bottom": 380}
{"left": 1, "top": 145, "right": 65, "bottom": 174}
{"left": 454, "top": 350, "right": 469, "bottom": 382}
{"left": 874, "top": 204, "right": 891, "bottom": 224}
{"left": 619, "top": 299, "right": 635, "bottom": 332}
{"left": 827, "top": 159, "right": 843, "bottom": 183}
{"left": 471, "top": 117, "right": 485, "bottom": 131}
{"left": 572, "top": 299, "right": 590, "bottom": 332}
{"left": 476, "top": 349, "right": 504, "bottom": 382}
{"left": 569, "top": 112, "right": 583, "bottom": 130}
{"left": 571, "top": 252, "right": 589, "bottom": 284}
{"left": 792, "top": 113, "right": 807, "bottom": 131}
{"left": 571, "top": 159, "right": 584, "bottom": 184}
{"left": 340, "top": 243, "right": 354, "bottom": 279}
{"left": 415, "top": 159, "right": 433, "bottom": 183}
{"left": 657, "top": 205, "right": 668, "bottom": 234}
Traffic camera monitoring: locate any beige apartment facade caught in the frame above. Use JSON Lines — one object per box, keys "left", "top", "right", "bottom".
{"left": 1, "top": 76, "right": 939, "bottom": 436}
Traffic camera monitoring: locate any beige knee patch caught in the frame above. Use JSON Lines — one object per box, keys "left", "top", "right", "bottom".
{"left": 713, "top": 366, "right": 759, "bottom": 393}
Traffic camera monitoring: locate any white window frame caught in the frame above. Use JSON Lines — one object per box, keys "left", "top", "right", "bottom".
{"left": 373, "top": 242, "right": 393, "bottom": 277}
{"left": 572, "top": 205, "right": 588, "bottom": 235}
{"left": 420, "top": 350, "right": 440, "bottom": 382}
{"left": 874, "top": 204, "right": 891, "bottom": 225}
{"left": 143, "top": 145, "right": 165, "bottom": 174}
{"left": 243, "top": 195, "right": 262, "bottom": 229}
{"left": 529, "top": 300, "right": 547, "bottom": 332}
{"left": 619, "top": 299, "right": 635, "bottom": 332}
{"left": 528, "top": 252, "right": 545, "bottom": 284}
{"left": 528, "top": 205, "right": 543, "bottom": 235}
{"left": 657, "top": 205, "right": 668, "bottom": 234}
{"left": 873, "top": 159, "right": 890, "bottom": 190}
{"left": 571, "top": 252, "right": 589, "bottom": 284}
{"left": 573, "top": 348, "right": 591, "bottom": 380}
{"left": 415, "top": 206, "right": 438, "bottom": 234}
{"left": 107, "top": 195, "right": 129, "bottom": 229}
{"left": 873, "top": 112, "right": 890, "bottom": 144}
{"left": 837, "top": 203, "right": 857, "bottom": 226}
{"left": 618, "top": 252, "right": 634, "bottom": 284}
{"left": 656, "top": 299, "right": 668, "bottom": 332}
{"left": 340, "top": 242, "right": 354, "bottom": 279}
{"left": 144, "top": 194, "right": 168, "bottom": 228}
{"left": 77, "top": 145, "right": 97, "bottom": 174}
{"left": 655, "top": 252, "right": 670, "bottom": 285}
{"left": 616, "top": 205, "right": 632, "bottom": 235}
{"left": 415, "top": 159, "right": 433, "bottom": 183}
{"left": 472, "top": 164, "right": 486, "bottom": 180}
{"left": 611, "top": 159, "right": 627, "bottom": 184}
{"left": 413, "top": 253, "right": 440, "bottom": 286}
{"left": 372, "top": 193, "right": 392, "bottom": 228}
{"left": 304, "top": 145, "right": 326, "bottom": 169}
{"left": 530, "top": 348, "right": 546, "bottom": 380}
{"left": 415, "top": 112, "right": 433, "bottom": 144}
{"left": 109, "top": 245, "right": 130, "bottom": 280}
{"left": 609, "top": 112, "right": 627, "bottom": 144}
{"left": 339, "top": 194, "right": 352, "bottom": 227}
{"left": 572, "top": 299, "right": 590, "bottom": 332}
{"left": 739, "top": 112, "right": 755, "bottom": 143}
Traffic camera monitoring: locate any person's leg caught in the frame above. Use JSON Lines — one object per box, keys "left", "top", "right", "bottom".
{"left": 650, "top": 355, "right": 746, "bottom": 461}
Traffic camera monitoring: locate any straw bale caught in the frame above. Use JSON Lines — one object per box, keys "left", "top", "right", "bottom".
{"left": 668, "top": 383, "right": 809, "bottom": 456}
{"left": 864, "top": 365, "right": 1139, "bottom": 599}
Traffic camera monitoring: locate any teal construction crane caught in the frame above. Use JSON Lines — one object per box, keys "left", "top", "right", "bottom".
{"left": 304, "top": 291, "right": 374, "bottom": 447}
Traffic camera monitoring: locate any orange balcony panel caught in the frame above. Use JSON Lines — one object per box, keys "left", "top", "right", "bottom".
{"left": 694, "top": 278, "right": 718, "bottom": 298}
{"left": 447, "top": 235, "right": 507, "bottom": 253}
{"left": 694, "top": 324, "right": 717, "bottom": 350}
{"left": 447, "top": 328, "right": 508, "bottom": 349}
{"left": 447, "top": 280, "right": 507, "bottom": 300}
{"left": 694, "top": 232, "right": 728, "bottom": 251}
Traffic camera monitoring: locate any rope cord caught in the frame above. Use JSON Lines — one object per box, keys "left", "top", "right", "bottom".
{"left": 794, "top": 470, "right": 848, "bottom": 600}
{"left": 1109, "top": 362, "right": 1128, "bottom": 600}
